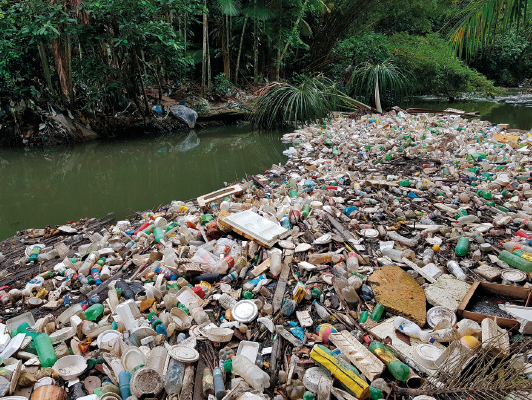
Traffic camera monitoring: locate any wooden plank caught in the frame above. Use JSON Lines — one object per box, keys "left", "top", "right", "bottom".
{"left": 197, "top": 185, "right": 243, "bottom": 209}
{"left": 193, "top": 358, "right": 205, "bottom": 400}
{"left": 328, "top": 331, "right": 385, "bottom": 382}
{"left": 250, "top": 258, "right": 271, "bottom": 278}
{"left": 181, "top": 363, "right": 195, "bottom": 400}
{"left": 273, "top": 261, "right": 291, "bottom": 313}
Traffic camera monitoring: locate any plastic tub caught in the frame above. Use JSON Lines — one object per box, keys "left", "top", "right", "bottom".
{"left": 236, "top": 341, "right": 259, "bottom": 363}
{"left": 122, "top": 347, "right": 147, "bottom": 372}
{"left": 130, "top": 367, "right": 163, "bottom": 398}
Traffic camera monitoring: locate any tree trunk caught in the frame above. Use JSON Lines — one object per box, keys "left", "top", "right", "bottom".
{"left": 272, "top": 0, "right": 282, "bottom": 81}
{"left": 38, "top": 41, "right": 54, "bottom": 92}
{"left": 253, "top": 0, "right": 259, "bottom": 86}
{"left": 222, "top": 16, "right": 230, "bottom": 81}
{"left": 280, "top": 0, "right": 307, "bottom": 62}
{"left": 65, "top": 34, "right": 74, "bottom": 108}
{"left": 134, "top": 48, "right": 150, "bottom": 116}
{"left": 234, "top": 16, "right": 248, "bottom": 85}
{"left": 207, "top": 31, "right": 212, "bottom": 88}
{"left": 201, "top": 0, "right": 207, "bottom": 97}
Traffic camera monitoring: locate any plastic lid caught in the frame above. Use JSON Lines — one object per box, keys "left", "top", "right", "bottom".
{"left": 169, "top": 346, "right": 200, "bottom": 363}
{"left": 232, "top": 300, "right": 259, "bottom": 323}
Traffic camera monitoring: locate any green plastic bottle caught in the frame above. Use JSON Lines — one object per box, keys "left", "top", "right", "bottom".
{"left": 399, "top": 180, "right": 410, "bottom": 187}
{"left": 153, "top": 226, "right": 164, "bottom": 243}
{"left": 35, "top": 332, "right": 57, "bottom": 368}
{"left": 455, "top": 237, "right": 470, "bottom": 257}
{"left": 370, "top": 304, "right": 384, "bottom": 322}
{"left": 476, "top": 190, "right": 492, "bottom": 200}
{"left": 289, "top": 188, "right": 299, "bottom": 198}
{"left": 369, "top": 387, "right": 383, "bottom": 400}
{"left": 359, "top": 311, "right": 368, "bottom": 323}
{"left": 84, "top": 303, "right": 104, "bottom": 321}
{"left": 368, "top": 341, "right": 409, "bottom": 381}
{"left": 499, "top": 250, "right": 532, "bottom": 272}
{"left": 302, "top": 204, "right": 311, "bottom": 219}
{"left": 303, "top": 391, "right": 315, "bottom": 400}
{"left": 165, "top": 222, "right": 179, "bottom": 232}
{"left": 28, "top": 246, "right": 41, "bottom": 263}
{"left": 311, "top": 287, "right": 322, "bottom": 299}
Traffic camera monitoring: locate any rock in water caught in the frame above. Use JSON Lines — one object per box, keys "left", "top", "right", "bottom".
{"left": 368, "top": 264, "right": 427, "bottom": 326}
{"left": 170, "top": 105, "right": 198, "bottom": 128}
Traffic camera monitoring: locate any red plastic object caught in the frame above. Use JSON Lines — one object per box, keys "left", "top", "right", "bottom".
{"left": 134, "top": 221, "right": 151, "bottom": 236}
{"left": 326, "top": 186, "right": 339, "bottom": 190}
{"left": 192, "top": 286, "right": 204, "bottom": 299}
{"left": 516, "top": 229, "right": 532, "bottom": 239}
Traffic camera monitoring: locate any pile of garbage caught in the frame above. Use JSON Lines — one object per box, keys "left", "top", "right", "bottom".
{"left": 2, "top": 110, "right": 532, "bottom": 400}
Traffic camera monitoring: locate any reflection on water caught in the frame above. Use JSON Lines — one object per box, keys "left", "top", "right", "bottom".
{"left": 0, "top": 125, "right": 288, "bottom": 240}
{"left": 406, "top": 88, "right": 532, "bottom": 131}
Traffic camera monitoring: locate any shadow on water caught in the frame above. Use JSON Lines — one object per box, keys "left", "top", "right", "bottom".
{"left": 0, "top": 125, "right": 289, "bottom": 240}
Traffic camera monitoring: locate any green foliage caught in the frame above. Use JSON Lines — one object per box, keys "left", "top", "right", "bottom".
{"left": 470, "top": 30, "right": 532, "bottom": 86}
{"left": 212, "top": 73, "right": 234, "bottom": 95}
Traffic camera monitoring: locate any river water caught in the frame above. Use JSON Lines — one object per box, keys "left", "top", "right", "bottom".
{"left": 1, "top": 91, "right": 531, "bottom": 241}
{"left": 0, "top": 126, "right": 289, "bottom": 240}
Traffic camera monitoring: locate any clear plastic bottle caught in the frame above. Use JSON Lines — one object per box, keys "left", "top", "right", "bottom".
{"left": 190, "top": 302, "right": 210, "bottom": 324}
{"left": 313, "top": 300, "right": 331, "bottom": 321}
{"left": 422, "top": 248, "right": 434, "bottom": 265}
{"left": 308, "top": 253, "right": 343, "bottom": 265}
{"left": 211, "top": 256, "right": 235, "bottom": 274}
{"left": 447, "top": 260, "right": 467, "bottom": 280}
{"left": 231, "top": 355, "right": 270, "bottom": 390}
{"left": 346, "top": 253, "right": 359, "bottom": 273}
{"left": 203, "top": 368, "right": 214, "bottom": 397}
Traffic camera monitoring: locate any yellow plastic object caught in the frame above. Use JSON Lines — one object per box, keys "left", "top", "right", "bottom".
{"left": 460, "top": 335, "right": 481, "bottom": 350}
{"left": 310, "top": 345, "right": 370, "bottom": 400}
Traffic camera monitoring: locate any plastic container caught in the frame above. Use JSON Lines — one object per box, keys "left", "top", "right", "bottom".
{"left": 446, "top": 261, "right": 467, "bottom": 281}
{"left": 35, "top": 332, "right": 58, "bottom": 368}
{"left": 498, "top": 250, "right": 532, "bottom": 272}
{"left": 313, "top": 300, "right": 331, "bottom": 321}
{"left": 118, "top": 371, "right": 132, "bottom": 400}
{"left": 190, "top": 302, "right": 210, "bottom": 325}
{"left": 213, "top": 367, "right": 225, "bottom": 400}
{"left": 231, "top": 355, "right": 270, "bottom": 390}
{"left": 370, "top": 304, "right": 384, "bottom": 322}
{"left": 148, "top": 345, "right": 167, "bottom": 376}
{"left": 369, "top": 341, "right": 410, "bottom": 382}
{"left": 202, "top": 368, "right": 214, "bottom": 397}
{"left": 84, "top": 304, "right": 104, "bottom": 321}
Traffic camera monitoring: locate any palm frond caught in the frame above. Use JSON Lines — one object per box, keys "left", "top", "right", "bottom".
{"left": 241, "top": 5, "right": 272, "bottom": 20}
{"left": 216, "top": 0, "right": 241, "bottom": 16}
{"left": 251, "top": 77, "right": 370, "bottom": 131}
{"left": 446, "top": 0, "right": 529, "bottom": 58}
{"left": 346, "top": 59, "right": 410, "bottom": 108}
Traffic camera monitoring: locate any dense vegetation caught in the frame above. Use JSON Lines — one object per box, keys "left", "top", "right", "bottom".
{"left": 0, "top": 0, "right": 531, "bottom": 117}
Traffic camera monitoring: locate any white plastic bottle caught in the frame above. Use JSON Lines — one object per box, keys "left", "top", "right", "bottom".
{"left": 269, "top": 249, "right": 283, "bottom": 278}
{"left": 394, "top": 317, "right": 434, "bottom": 343}
{"left": 100, "top": 265, "right": 111, "bottom": 281}
{"left": 78, "top": 251, "right": 100, "bottom": 276}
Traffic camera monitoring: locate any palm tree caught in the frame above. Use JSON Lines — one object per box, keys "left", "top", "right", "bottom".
{"left": 346, "top": 59, "right": 409, "bottom": 113}
{"left": 447, "top": 0, "right": 529, "bottom": 58}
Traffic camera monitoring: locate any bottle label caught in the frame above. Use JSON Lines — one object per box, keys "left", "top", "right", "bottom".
{"left": 522, "top": 252, "right": 532, "bottom": 262}
{"left": 224, "top": 256, "right": 235, "bottom": 268}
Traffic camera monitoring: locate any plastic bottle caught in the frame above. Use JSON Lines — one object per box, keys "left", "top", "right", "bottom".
{"left": 78, "top": 251, "right": 100, "bottom": 276}
{"left": 313, "top": 300, "right": 331, "bottom": 321}
{"left": 118, "top": 371, "right": 132, "bottom": 400}
{"left": 190, "top": 302, "right": 210, "bottom": 324}
{"left": 211, "top": 255, "right": 235, "bottom": 274}
{"left": 387, "top": 231, "right": 420, "bottom": 247}
{"left": 84, "top": 303, "right": 104, "bottom": 321}
{"left": 302, "top": 203, "right": 311, "bottom": 219}
{"left": 370, "top": 304, "right": 384, "bottom": 322}
{"left": 346, "top": 252, "right": 359, "bottom": 273}
{"left": 243, "top": 275, "right": 266, "bottom": 291}
{"left": 100, "top": 265, "right": 111, "bottom": 281}
{"left": 91, "top": 268, "right": 102, "bottom": 286}
{"left": 22, "top": 276, "right": 44, "bottom": 296}
{"left": 369, "top": 341, "right": 409, "bottom": 382}
{"left": 231, "top": 355, "right": 270, "bottom": 390}
{"left": 308, "top": 253, "right": 343, "bottom": 265}
{"left": 213, "top": 367, "right": 225, "bottom": 400}
{"left": 34, "top": 332, "right": 58, "bottom": 368}
{"left": 27, "top": 246, "right": 41, "bottom": 263}
{"left": 331, "top": 264, "right": 348, "bottom": 279}
{"left": 447, "top": 260, "right": 467, "bottom": 280}
{"left": 270, "top": 249, "right": 283, "bottom": 278}
{"left": 455, "top": 237, "right": 470, "bottom": 256}
{"left": 202, "top": 368, "right": 214, "bottom": 396}
{"left": 422, "top": 248, "right": 434, "bottom": 265}
{"left": 498, "top": 250, "right": 532, "bottom": 272}
{"left": 393, "top": 317, "right": 434, "bottom": 343}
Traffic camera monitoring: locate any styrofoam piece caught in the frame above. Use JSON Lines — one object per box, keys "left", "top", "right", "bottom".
{"left": 0, "top": 334, "right": 26, "bottom": 361}
{"left": 57, "top": 304, "right": 83, "bottom": 325}
{"left": 236, "top": 341, "right": 259, "bottom": 363}
{"left": 53, "top": 355, "right": 87, "bottom": 381}
{"left": 6, "top": 312, "right": 35, "bottom": 333}
{"left": 219, "top": 210, "right": 290, "bottom": 248}
{"left": 50, "top": 327, "right": 76, "bottom": 344}
{"left": 97, "top": 330, "right": 122, "bottom": 349}
{"left": 122, "top": 347, "right": 147, "bottom": 372}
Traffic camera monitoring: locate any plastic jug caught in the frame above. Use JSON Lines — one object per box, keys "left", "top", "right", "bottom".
{"left": 34, "top": 332, "right": 58, "bottom": 368}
